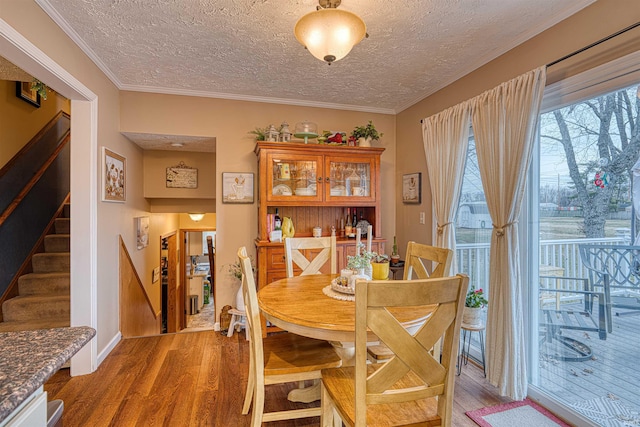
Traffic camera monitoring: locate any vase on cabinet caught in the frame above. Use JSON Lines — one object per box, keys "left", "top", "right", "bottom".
{"left": 358, "top": 136, "right": 372, "bottom": 147}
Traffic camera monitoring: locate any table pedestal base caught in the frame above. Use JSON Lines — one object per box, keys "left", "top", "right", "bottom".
{"left": 286, "top": 342, "right": 356, "bottom": 403}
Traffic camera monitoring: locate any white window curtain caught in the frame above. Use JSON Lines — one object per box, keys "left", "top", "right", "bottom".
{"left": 421, "top": 101, "right": 472, "bottom": 273}
{"left": 471, "top": 66, "right": 546, "bottom": 399}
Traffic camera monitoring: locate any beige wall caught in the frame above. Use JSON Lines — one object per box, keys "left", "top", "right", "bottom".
{"left": 1, "top": 0, "right": 150, "bottom": 357}
{"left": 143, "top": 150, "right": 216, "bottom": 199}
{"left": 0, "top": 80, "right": 70, "bottom": 168}
{"left": 394, "top": 0, "right": 640, "bottom": 259}
{"left": 120, "top": 92, "right": 396, "bottom": 322}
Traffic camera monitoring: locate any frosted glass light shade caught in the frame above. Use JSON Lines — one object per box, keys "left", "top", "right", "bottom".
{"left": 188, "top": 213, "right": 205, "bottom": 222}
{"left": 294, "top": 8, "right": 366, "bottom": 64}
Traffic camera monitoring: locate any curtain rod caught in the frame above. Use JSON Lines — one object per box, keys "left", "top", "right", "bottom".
{"left": 420, "top": 21, "right": 640, "bottom": 124}
{"left": 547, "top": 21, "right": 640, "bottom": 68}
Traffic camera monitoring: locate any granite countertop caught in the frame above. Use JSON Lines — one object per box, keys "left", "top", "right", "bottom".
{"left": 0, "top": 326, "right": 95, "bottom": 422}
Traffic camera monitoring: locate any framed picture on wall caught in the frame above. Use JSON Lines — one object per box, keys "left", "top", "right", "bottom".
{"left": 402, "top": 172, "right": 421, "bottom": 204}
{"left": 222, "top": 172, "right": 254, "bottom": 204}
{"left": 15, "top": 81, "right": 40, "bottom": 108}
{"left": 136, "top": 216, "right": 149, "bottom": 249}
{"left": 102, "top": 147, "right": 126, "bottom": 202}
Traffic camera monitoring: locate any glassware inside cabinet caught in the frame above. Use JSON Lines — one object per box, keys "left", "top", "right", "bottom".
{"left": 330, "top": 161, "right": 370, "bottom": 197}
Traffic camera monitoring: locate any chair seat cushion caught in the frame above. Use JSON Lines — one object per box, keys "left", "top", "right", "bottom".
{"left": 321, "top": 365, "right": 440, "bottom": 426}
{"left": 263, "top": 333, "right": 342, "bottom": 375}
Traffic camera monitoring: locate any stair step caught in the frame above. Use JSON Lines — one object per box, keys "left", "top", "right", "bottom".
{"left": 44, "top": 234, "right": 70, "bottom": 253}
{"left": 19, "top": 273, "right": 70, "bottom": 295}
{"left": 32, "top": 253, "right": 70, "bottom": 273}
{"left": 63, "top": 203, "right": 71, "bottom": 219}
{"left": 0, "top": 319, "right": 70, "bottom": 333}
{"left": 54, "top": 218, "right": 70, "bottom": 234}
{"left": 2, "top": 294, "right": 70, "bottom": 322}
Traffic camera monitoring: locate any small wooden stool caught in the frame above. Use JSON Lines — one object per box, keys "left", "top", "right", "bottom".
{"left": 227, "top": 308, "right": 248, "bottom": 340}
{"left": 457, "top": 322, "right": 486, "bottom": 376}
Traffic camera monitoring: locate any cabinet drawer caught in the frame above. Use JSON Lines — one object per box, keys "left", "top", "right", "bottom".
{"left": 266, "top": 247, "right": 286, "bottom": 270}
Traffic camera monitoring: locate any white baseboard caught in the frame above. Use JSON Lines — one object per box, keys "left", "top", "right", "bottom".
{"left": 97, "top": 331, "right": 121, "bottom": 366}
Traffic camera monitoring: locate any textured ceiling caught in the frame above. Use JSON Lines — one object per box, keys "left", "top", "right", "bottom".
{"left": 38, "top": 0, "right": 594, "bottom": 114}
{"left": 122, "top": 132, "right": 216, "bottom": 152}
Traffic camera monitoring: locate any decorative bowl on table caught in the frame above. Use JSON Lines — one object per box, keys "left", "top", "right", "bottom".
{"left": 331, "top": 277, "right": 355, "bottom": 295}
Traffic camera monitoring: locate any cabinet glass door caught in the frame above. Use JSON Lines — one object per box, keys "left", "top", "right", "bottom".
{"left": 326, "top": 157, "right": 375, "bottom": 201}
{"left": 267, "top": 153, "right": 323, "bottom": 202}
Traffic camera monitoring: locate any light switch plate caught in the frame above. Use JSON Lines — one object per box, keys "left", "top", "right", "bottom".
{"left": 419, "top": 212, "right": 425, "bottom": 224}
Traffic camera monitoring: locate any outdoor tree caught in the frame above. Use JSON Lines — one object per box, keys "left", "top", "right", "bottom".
{"left": 541, "top": 85, "right": 640, "bottom": 237}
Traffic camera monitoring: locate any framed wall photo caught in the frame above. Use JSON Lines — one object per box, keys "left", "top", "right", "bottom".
{"left": 102, "top": 147, "right": 126, "bottom": 202}
{"left": 166, "top": 161, "right": 198, "bottom": 188}
{"left": 222, "top": 172, "right": 254, "bottom": 204}
{"left": 402, "top": 172, "right": 421, "bottom": 204}
{"left": 136, "top": 216, "right": 149, "bottom": 250}
{"left": 15, "top": 81, "right": 40, "bottom": 108}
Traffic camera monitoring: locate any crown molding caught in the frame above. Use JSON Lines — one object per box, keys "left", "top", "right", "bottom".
{"left": 36, "top": 0, "right": 123, "bottom": 88}
{"left": 119, "top": 84, "right": 396, "bottom": 115}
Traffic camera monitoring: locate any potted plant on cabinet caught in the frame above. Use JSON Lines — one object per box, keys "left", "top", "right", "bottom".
{"left": 463, "top": 287, "right": 488, "bottom": 326}
{"left": 351, "top": 121, "right": 383, "bottom": 147}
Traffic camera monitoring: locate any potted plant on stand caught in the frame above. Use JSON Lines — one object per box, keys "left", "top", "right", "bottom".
{"left": 463, "top": 287, "right": 488, "bottom": 327}
{"left": 351, "top": 120, "right": 383, "bottom": 147}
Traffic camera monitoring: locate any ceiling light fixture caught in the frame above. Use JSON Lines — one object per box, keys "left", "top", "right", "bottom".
{"left": 294, "top": 0, "right": 366, "bottom": 65}
{"left": 171, "top": 142, "right": 184, "bottom": 147}
{"left": 188, "top": 213, "right": 205, "bottom": 222}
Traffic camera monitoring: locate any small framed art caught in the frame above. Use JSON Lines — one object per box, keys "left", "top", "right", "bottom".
{"left": 136, "top": 216, "right": 149, "bottom": 249}
{"left": 402, "top": 172, "right": 421, "bottom": 204}
{"left": 15, "top": 81, "right": 40, "bottom": 108}
{"left": 103, "top": 147, "right": 126, "bottom": 202}
{"left": 222, "top": 172, "right": 254, "bottom": 204}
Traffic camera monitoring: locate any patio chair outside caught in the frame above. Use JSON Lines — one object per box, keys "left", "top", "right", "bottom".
{"left": 579, "top": 244, "right": 640, "bottom": 329}
{"left": 539, "top": 275, "right": 607, "bottom": 362}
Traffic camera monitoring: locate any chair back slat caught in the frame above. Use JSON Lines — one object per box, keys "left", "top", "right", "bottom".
{"left": 285, "top": 236, "right": 337, "bottom": 277}
{"left": 354, "top": 275, "right": 469, "bottom": 426}
{"left": 403, "top": 241, "right": 453, "bottom": 280}
{"left": 238, "top": 247, "right": 264, "bottom": 377}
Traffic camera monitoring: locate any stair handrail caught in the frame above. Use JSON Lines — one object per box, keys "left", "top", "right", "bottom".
{"left": 0, "top": 133, "right": 70, "bottom": 228}
{"left": 0, "top": 111, "right": 70, "bottom": 179}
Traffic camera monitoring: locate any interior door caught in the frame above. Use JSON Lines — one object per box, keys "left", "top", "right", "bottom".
{"left": 165, "top": 233, "right": 178, "bottom": 333}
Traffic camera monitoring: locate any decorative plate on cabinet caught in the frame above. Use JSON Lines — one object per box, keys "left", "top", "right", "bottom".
{"left": 272, "top": 184, "right": 292, "bottom": 196}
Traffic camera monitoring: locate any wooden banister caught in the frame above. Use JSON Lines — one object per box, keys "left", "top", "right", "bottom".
{"left": 0, "top": 133, "right": 70, "bottom": 228}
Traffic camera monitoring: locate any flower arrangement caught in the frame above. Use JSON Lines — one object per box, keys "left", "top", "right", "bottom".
{"left": 351, "top": 121, "right": 383, "bottom": 141}
{"left": 347, "top": 247, "right": 375, "bottom": 270}
{"left": 465, "top": 287, "right": 488, "bottom": 308}
{"left": 226, "top": 257, "right": 255, "bottom": 281}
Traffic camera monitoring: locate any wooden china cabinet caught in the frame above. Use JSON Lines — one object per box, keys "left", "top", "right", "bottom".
{"left": 255, "top": 141, "right": 386, "bottom": 334}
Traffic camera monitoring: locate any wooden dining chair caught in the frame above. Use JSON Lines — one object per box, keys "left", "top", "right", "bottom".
{"left": 284, "top": 236, "right": 337, "bottom": 278}
{"left": 237, "top": 247, "right": 342, "bottom": 426}
{"left": 367, "top": 241, "right": 454, "bottom": 363}
{"left": 321, "top": 274, "right": 469, "bottom": 427}
{"left": 403, "top": 241, "right": 453, "bottom": 280}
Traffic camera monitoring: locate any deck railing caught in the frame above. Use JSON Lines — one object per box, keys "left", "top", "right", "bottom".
{"left": 456, "top": 237, "right": 628, "bottom": 295}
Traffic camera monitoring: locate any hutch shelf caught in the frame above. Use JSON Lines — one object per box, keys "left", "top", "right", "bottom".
{"left": 254, "top": 141, "right": 386, "bottom": 335}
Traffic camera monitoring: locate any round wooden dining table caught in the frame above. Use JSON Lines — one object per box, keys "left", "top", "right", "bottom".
{"left": 258, "top": 273, "right": 433, "bottom": 343}
{"left": 258, "top": 273, "right": 434, "bottom": 403}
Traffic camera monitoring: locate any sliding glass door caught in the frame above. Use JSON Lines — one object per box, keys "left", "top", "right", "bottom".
{"left": 529, "top": 74, "right": 640, "bottom": 425}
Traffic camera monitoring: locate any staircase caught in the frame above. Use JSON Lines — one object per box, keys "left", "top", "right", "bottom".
{"left": 0, "top": 203, "right": 71, "bottom": 332}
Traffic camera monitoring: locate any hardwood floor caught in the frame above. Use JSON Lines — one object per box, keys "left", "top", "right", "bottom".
{"left": 44, "top": 330, "right": 511, "bottom": 426}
